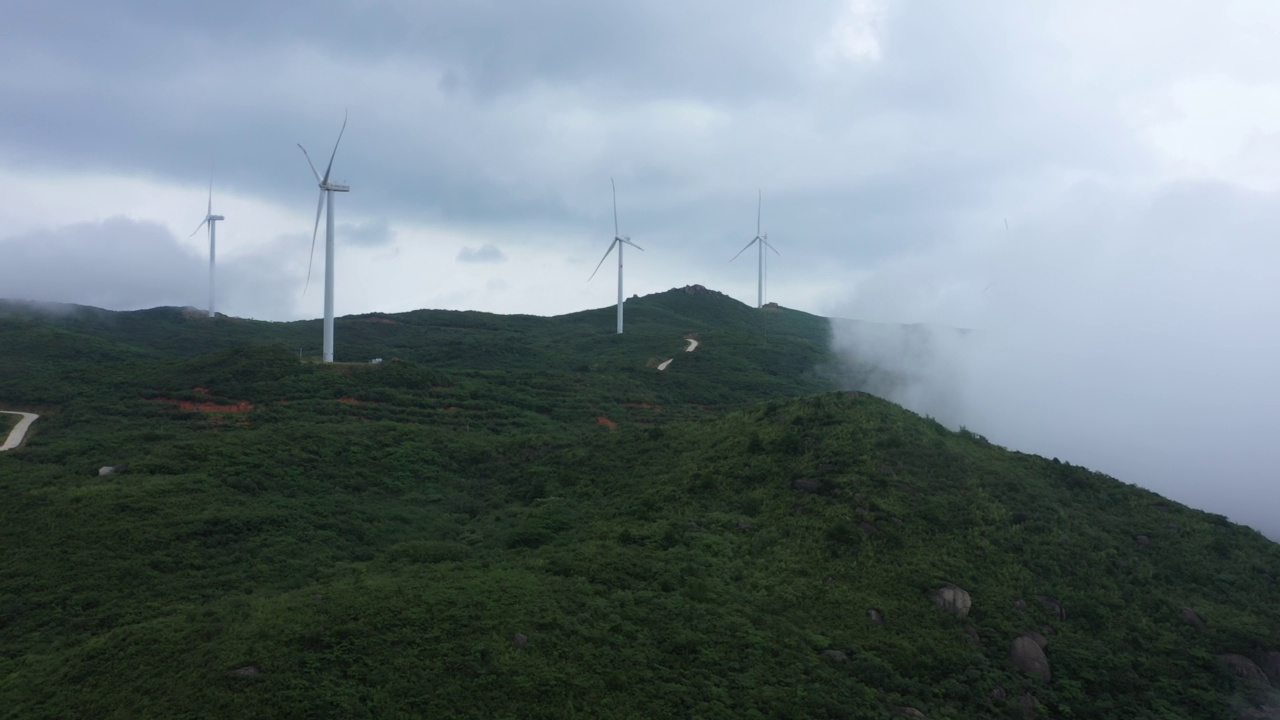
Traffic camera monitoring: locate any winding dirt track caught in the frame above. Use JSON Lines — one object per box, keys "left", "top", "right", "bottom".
{"left": 657, "top": 337, "right": 699, "bottom": 372}
{"left": 0, "top": 411, "right": 39, "bottom": 452}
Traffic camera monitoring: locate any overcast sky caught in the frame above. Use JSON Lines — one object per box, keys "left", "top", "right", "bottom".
{"left": 2, "top": 1, "right": 1278, "bottom": 537}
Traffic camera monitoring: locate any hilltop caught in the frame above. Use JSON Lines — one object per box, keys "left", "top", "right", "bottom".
{"left": 1, "top": 289, "right": 1278, "bottom": 719}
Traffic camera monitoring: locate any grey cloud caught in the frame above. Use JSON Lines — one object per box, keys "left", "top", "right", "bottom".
{"left": 0, "top": 217, "right": 302, "bottom": 321}
{"left": 0, "top": 218, "right": 202, "bottom": 310}
{"left": 456, "top": 244, "right": 507, "bottom": 264}
{"left": 0, "top": 0, "right": 1125, "bottom": 269}
{"left": 339, "top": 218, "right": 395, "bottom": 247}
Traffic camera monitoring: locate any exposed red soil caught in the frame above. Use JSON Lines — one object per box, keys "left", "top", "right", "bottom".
{"left": 339, "top": 397, "right": 361, "bottom": 404}
{"left": 596, "top": 416, "right": 618, "bottom": 430}
{"left": 444, "top": 406, "right": 462, "bottom": 412}
{"left": 154, "top": 397, "right": 254, "bottom": 412}
{"left": 623, "top": 403, "right": 660, "bottom": 409}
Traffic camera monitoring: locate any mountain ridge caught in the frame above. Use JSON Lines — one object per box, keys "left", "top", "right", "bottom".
{"left": 1, "top": 288, "right": 1278, "bottom": 718}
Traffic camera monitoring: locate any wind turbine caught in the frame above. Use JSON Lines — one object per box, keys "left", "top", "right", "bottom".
{"left": 298, "top": 113, "right": 350, "bottom": 363}
{"left": 730, "top": 190, "right": 779, "bottom": 308}
{"left": 189, "top": 166, "right": 224, "bottom": 318}
{"left": 588, "top": 178, "right": 643, "bottom": 334}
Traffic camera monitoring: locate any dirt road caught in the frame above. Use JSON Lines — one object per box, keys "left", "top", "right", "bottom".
{"left": 0, "top": 411, "right": 39, "bottom": 452}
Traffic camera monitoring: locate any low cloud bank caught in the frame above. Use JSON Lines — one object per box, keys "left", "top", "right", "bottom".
{"left": 0, "top": 216, "right": 304, "bottom": 320}
{"left": 827, "top": 181, "right": 1280, "bottom": 541}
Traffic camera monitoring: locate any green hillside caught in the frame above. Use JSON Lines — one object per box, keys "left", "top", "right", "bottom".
{"left": 1, "top": 289, "right": 1277, "bottom": 719}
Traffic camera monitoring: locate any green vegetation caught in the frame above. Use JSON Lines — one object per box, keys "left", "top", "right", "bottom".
{"left": 0, "top": 412, "right": 18, "bottom": 437}
{"left": 1, "top": 289, "right": 1277, "bottom": 719}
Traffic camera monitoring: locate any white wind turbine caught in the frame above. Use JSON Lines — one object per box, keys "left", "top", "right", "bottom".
{"left": 730, "top": 190, "right": 779, "bottom": 308}
{"left": 189, "top": 167, "right": 224, "bottom": 318}
{"left": 298, "top": 113, "right": 350, "bottom": 363}
{"left": 588, "top": 178, "right": 644, "bottom": 334}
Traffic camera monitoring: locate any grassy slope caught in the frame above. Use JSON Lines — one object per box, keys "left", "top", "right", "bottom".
{"left": 0, "top": 293, "right": 1277, "bottom": 719}
{"left": 0, "top": 412, "right": 17, "bottom": 438}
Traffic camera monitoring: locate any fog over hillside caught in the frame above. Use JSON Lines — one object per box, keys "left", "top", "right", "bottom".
{"left": 828, "top": 182, "right": 1280, "bottom": 542}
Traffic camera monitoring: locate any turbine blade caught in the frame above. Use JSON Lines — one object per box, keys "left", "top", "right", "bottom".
{"left": 757, "top": 189, "right": 762, "bottom": 237}
{"left": 189, "top": 218, "right": 209, "bottom": 237}
{"left": 298, "top": 144, "right": 322, "bottom": 183}
{"left": 588, "top": 239, "right": 618, "bottom": 282}
{"left": 304, "top": 190, "right": 326, "bottom": 295}
{"left": 621, "top": 238, "right": 644, "bottom": 251}
{"left": 729, "top": 237, "right": 757, "bottom": 263}
{"left": 611, "top": 177, "right": 619, "bottom": 237}
{"left": 764, "top": 238, "right": 780, "bottom": 256}
{"left": 322, "top": 110, "right": 348, "bottom": 184}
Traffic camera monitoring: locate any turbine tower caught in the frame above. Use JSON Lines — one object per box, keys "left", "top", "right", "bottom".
{"left": 298, "top": 113, "right": 350, "bottom": 363}
{"left": 189, "top": 167, "right": 224, "bottom": 318}
{"left": 588, "top": 178, "right": 643, "bottom": 334}
{"left": 730, "top": 190, "right": 779, "bottom": 308}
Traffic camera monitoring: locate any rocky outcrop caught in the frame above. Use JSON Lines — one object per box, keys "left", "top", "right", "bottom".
{"left": 964, "top": 624, "right": 981, "bottom": 646}
{"left": 898, "top": 708, "right": 926, "bottom": 718}
{"left": 1180, "top": 606, "right": 1206, "bottom": 631}
{"left": 227, "top": 665, "right": 261, "bottom": 678}
{"left": 1219, "top": 654, "right": 1268, "bottom": 684}
{"left": 1038, "top": 595, "right": 1067, "bottom": 621}
{"left": 512, "top": 633, "right": 528, "bottom": 649}
{"left": 1261, "top": 651, "right": 1280, "bottom": 686}
{"left": 681, "top": 284, "right": 714, "bottom": 296}
{"left": 791, "top": 479, "right": 823, "bottom": 494}
{"left": 869, "top": 609, "right": 885, "bottom": 625}
{"left": 1019, "top": 693, "right": 1041, "bottom": 719}
{"left": 933, "top": 585, "right": 972, "bottom": 618}
{"left": 1010, "top": 635, "right": 1051, "bottom": 683}
{"left": 1235, "top": 704, "right": 1280, "bottom": 719}
{"left": 821, "top": 649, "right": 848, "bottom": 662}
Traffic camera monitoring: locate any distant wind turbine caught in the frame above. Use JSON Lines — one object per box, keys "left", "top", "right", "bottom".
{"left": 588, "top": 178, "right": 643, "bottom": 334}
{"left": 189, "top": 166, "right": 224, "bottom": 318}
{"left": 298, "top": 113, "right": 350, "bottom": 363}
{"left": 730, "top": 190, "right": 780, "bottom": 308}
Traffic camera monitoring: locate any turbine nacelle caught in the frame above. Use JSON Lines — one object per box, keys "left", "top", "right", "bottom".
{"left": 297, "top": 111, "right": 350, "bottom": 362}
{"left": 299, "top": 111, "right": 351, "bottom": 297}
{"left": 191, "top": 168, "right": 222, "bottom": 320}
{"left": 731, "top": 190, "right": 780, "bottom": 309}
{"left": 592, "top": 178, "right": 642, "bottom": 334}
